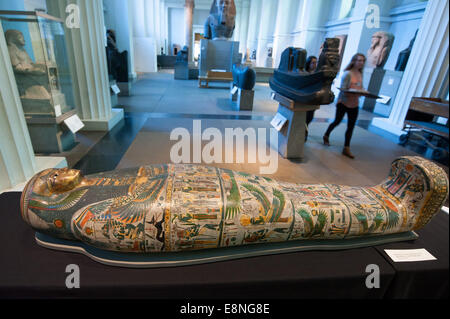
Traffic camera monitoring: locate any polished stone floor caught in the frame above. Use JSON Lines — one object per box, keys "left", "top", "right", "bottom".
{"left": 66, "top": 70, "right": 447, "bottom": 193}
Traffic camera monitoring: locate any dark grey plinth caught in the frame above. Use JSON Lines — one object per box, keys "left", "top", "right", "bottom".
{"left": 362, "top": 68, "right": 385, "bottom": 112}
{"left": 232, "top": 89, "right": 254, "bottom": 111}
{"left": 117, "top": 82, "right": 132, "bottom": 96}
{"left": 199, "top": 39, "right": 240, "bottom": 76}
{"left": 26, "top": 109, "right": 77, "bottom": 153}
{"left": 373, "top": 70, "right": 403, "bottom": 116}
{"left": 175, "top": 63, "right": 199, "bottom": 80}
{"left": 272, "top": 93, "right": 319, "bottom": 159}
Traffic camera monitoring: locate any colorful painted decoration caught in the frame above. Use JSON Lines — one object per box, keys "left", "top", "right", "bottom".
{"left": 21, "top": 156, "right": 448, "bottom": 253}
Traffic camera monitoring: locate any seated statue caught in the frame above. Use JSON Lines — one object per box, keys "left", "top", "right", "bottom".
{"left": 269, "top": 38, "right": 340, "bottom": 104}
{"left": 106, "top": 29, "right": 129, "bottom": 82}
{"left": 5, "top": 29, "right": 51, "bottom": 100}
{"left": 176, "top": 46, "right": 189, "bottom": 64}
{"left": 204, "top": 0, "right": 236, "bottom": 40}
{"left": 232, "top": 64, "right": 256, "bottom": 90}
{"left": 21, "top": 156, "right": 448, "bottom": 253}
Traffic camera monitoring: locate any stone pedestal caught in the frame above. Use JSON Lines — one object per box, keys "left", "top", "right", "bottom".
{"left": 118, "top": 81, "right": 132, "bottom": 96}
{"left": 26, "top": 109, "right": 77, "bottom": 153}
{"left": 199, "top": 39, "right": 240, "bottom": 76}
{"left": 362, "top": 68, "right": 385, "bottom": 112}
{"left": 232, "top": 89, "right": 254, "bottom": 111}
{"left": 373, "top": 70, "right": 403, "bottom": 117}
{"left": 272, "top": 93, "right": 319, "bottom": 159}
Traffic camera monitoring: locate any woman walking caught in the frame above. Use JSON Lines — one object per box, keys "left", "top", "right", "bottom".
{"left": 323, "top": 53, "right": 366, "bottom": 159}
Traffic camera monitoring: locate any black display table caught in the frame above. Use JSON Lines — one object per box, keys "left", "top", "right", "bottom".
{"left": 0, "top": 192, "right": 447, "bottom": 299}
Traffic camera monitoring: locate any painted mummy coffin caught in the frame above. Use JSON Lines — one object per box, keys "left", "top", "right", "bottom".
{"left": 21, "top": 156, "right": 448, "bottom": 253}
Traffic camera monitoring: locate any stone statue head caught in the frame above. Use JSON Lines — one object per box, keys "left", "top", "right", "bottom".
{"left": 204, "top": 0, "right": 236, "bottom": 40}
{"left": 316, "top": 38, "right": 341, "bottom": 73}
{"left": 5, "top": 29, "right": 25, "bottom": 47}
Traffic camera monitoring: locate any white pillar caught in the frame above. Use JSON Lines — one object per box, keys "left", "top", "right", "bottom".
{"left": 184, "top": 0, "right": 194, "bottom": 62}
{"left": 46, "top": 0, "right": 124, "bottom": 131}
{"left": 246, "top": 0, "right": 262, "bottom": 61}
{"left": 238, "top": 0, "right": 250, "bottom": 56}
{"left": 372, "top": 0, "right": 449, "bottom": 136}
{"left": 292, "top": 0, "right": 331, "bottom": 57}
{"left": 256, "top": 0, "right": 278, "bottom": 67}
{"left": 130, "top": 0, "right": 158, "bottom": 72}
{"left": 272, "top": 0, "right": 299, "bottom": 68}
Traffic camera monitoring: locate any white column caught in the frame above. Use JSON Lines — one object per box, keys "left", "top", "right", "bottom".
{"left": 246, "top": 0, "right": 262, "bottom": 61}
{"left": 256, "top": 0, "right": 278, "bottom": 67}
{"left": 372, "top": 0, "right": 449, "bottom": 136}
{"left": 130, "top": 0, "right": 157, "bottom": 72}
{"left": 238, "top": 0, "right": 250, "bottom": 56}
{"left": 46, "top": 0, "right": 124, "bottom": 131}
{"left": 292, "top": 0, "right": 331, "bottom": 56}
{"left": 272, "top": 0, "right": 299, "bottom": 68}
{"left": 184, "top": 0, "right": 194, "bottom": 62}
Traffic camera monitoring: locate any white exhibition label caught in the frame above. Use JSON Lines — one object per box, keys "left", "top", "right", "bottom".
{"left": 271, "top": 92, "right": 276, "bottom": 100}
{"left": 376, "top": 95, "right": 391, "bottom": 104}
{"left": 231, "top": 86, "right": 238, "bottom": 94}
{"left": 270, "top": 113, "right": 288, "bottom": 132}
{"left": 211, "top": 69, "right": 226, "bottom": 72}
{"left": 384, "top": 248, "right": 437, "bottom": 262}
{"left": 111, "top": 84, "right": 121, "bottom": 94}
{"left": 64, "top": 114, "right": 85, "bottom": 134}
{"left": 388, "top": 78, "right": 394, "bottom": 85}
{"left": 54, "top": 104, "right": 62, "bottom": 117}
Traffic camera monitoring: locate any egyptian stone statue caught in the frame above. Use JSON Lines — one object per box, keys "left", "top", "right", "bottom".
{"left": 269, "top": 38, "right": 341, "bottom": 104}
{"left": 5, "top": 29, "right": 51, "bottom": 100}
{"left": 106, "top": 29, "right": 129, "bottom": 83}
{"left": 232, "top": 64, "right": 256, "bottom": 90}
{"left": 21, "top": 156, "right": 448, "bottom": 253}
{"left": 395, "top": 30, "right": 418, "bottom": 72}
{"left": 366, "top": 31, "right": 395, "bottom": 68}
{"left": 204, "top": 0, "right": 236, "bottom": 40}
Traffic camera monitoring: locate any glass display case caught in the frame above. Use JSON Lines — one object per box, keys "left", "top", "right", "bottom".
{"left": 0, "top": 10, "right": 76, "bottom": 153}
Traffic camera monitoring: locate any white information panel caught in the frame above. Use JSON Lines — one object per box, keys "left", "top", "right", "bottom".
{"left": 271, "top": 113, "right": 288, "bottom": 132}
{"left": 64, "top": 114, "right": 85, "bottom": 134}
{"left": 384, "top": 248, "right": 437, "bottom": 262}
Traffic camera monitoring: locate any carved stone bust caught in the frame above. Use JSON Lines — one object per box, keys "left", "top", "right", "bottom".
{"left": 366, "top": 31, "right": 394, "bottom": 68}
{"left": 204, "top": 0, "right": 236, "bottom": 40}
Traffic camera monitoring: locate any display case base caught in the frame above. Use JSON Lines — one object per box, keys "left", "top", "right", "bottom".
{"left": 35, "top": 231, "right": 418, "bottom": 268}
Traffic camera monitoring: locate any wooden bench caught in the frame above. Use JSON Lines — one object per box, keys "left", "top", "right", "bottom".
{"left": 198, "top": 70, "right": 233, "bottom": 88}
{"left": 400, "top": 97, "right": 449, "bottom": 160}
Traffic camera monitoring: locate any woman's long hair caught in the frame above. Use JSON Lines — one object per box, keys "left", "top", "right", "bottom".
{"left": 344, "top": 53, "right": 366, "bottom": 73}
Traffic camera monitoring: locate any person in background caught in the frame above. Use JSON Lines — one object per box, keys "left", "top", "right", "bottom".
{"left": 304, "top": 56, "right": 318, "bottom": 142}
{"left": 323, "top": 53, "right": 366, "bottom": 159}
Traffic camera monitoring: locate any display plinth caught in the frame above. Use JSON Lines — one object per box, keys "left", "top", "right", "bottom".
{"left": 35, "top": 231, "right": 418, "bottom": 268}
{"left": 272, "top": 93, "right": 319, "bottom": 159}
{"left": 231, "top": 88, "right": 254, "bottom": 111}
